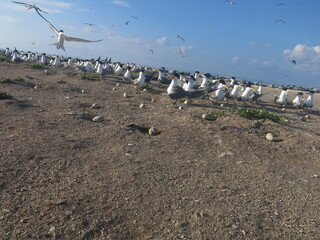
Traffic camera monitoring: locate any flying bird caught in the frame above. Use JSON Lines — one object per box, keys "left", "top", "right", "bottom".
{"left": 274, "top": 3, "right": 286, "bottom": 6}
{"left": 179, "top": 47, "right": 190, "bottom": 58}
{"left": 30, "top": 41, "right": 35, "bottom": 45}
{"left": 11, "top": 0, "right": 48, "bottom": 14}
{"left": 275, "top": 19, "right": 286, "bottom": 24}
{"left": 131, "top": 16, "right": 139, "bottom": 20}
{"left": 34, "top": 9, "right": 102, "bottom": 54}
{"left": 125, "top": 21, "right": 130, "bottom": 25}
{"left": 291, "top": 60, "right": 296, "bottom": 65}
{"left": 149, "top": 50, "right": 154, "bottom": 54}
{"left": 83, "top": 23, "right": 97, "bottom": 27}
{"left": 225, "top": 0, "right": 236, "bottom": 4}
{"left": 177, "top": 34, "right": 185, "bottom": 42}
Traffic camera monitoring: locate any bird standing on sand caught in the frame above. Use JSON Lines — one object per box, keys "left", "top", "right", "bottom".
{"left": 303, "top": 91, "right": 315, "bottom": 109}
{"left": 274, "top": 88, "right": 288, "bottom": 105}
{"left": 34, "top": 9, "right": 102, "bottom": 54}
{"left": 134, "top": 69, "right": 146, "bottom": 87}
{"left": 158, "top": 67, "right": 170, "bottom": 84}
{"left": 167, "top": 73, "right": 214, "bottom": 101}
{"left": 292, "top": 92, "right": 304, "bottom": 108}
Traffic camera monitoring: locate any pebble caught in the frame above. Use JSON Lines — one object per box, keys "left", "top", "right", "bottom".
{"left": 123, "top": 92, "right": 128, "bottom": 98}
{"left": 91, "top": 103, "right": 99, "bottom": 109}
{"left": 143, "top": 88, "right": 148, "bottom": 92}
{"left": 112, "top": 87, "right": 116, "bottom": 91}
{"left": 151, "top": 98, "right": 155, "bottom": 102}
{"left": 282, "top": 108, "right": 286, "bottom": 112}
{"left": 220, "top": 104, "right": 224, "bottom": 107}
{"left": 92, "top": 116, "right": 104, "bottom": 122}
{"left": 116, "top": 83, "right": 120, "bottom": 86}
{"left": 139, "top": 103, "right": 145, "bottom": 109}
{"left": 202, "top": 114, "right": 208, "bottom": 120}
{"left": 148, "top": 127, "right": 160, "bottom": 136}
{"left": 178, "top": 106, "right": 184, "bottom": 110}
{"left": 266, "top": 133, "right": 274, "bottom": 141}
{"left": 184, "top": 100, "right": 191, "bottom": 105}
{"left": 81, "top": 89, "right": 85, "bottom": 93}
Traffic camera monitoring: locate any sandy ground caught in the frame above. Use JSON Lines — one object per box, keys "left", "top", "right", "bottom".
{"left": 1, "top": 61, "right": 320, "bottom": 240}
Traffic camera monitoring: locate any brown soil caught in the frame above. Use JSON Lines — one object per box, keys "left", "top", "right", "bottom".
{"left": 1, "top": 61, "right": 320, "bottom": 240}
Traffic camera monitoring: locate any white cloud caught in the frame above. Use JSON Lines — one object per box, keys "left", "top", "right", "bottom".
{"left": 112, "top": 0, "right": 131, "bottom": 7}
{"left": 231, "top": 56, "right": 240, "bottom": 64}
{"left": 250, "top": 58, "right": 258, "bottom": 64}
{"left": 0, "top": 16, "right": 18, "bottom": 22}
{"left": 283, "top": 44, "right": 320, "bottom": 62}
{"left": 156, "top": 37, "right": 168, "bottom": 46}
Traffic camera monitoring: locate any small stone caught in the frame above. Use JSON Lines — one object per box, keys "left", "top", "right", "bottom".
{"left": 305, "top": 115, "right": 311, "bottom": 119}
{"left": 202, "top": 114, "right": 208, "bottom": 120}
{"left": 112, "top": 87, "right": 116, "bottom": 91}
{"left": 148, "top": 127, "right": 160, "bottom": 136}
{"left": 81, "top": 89, "right": 85, "bottom": 93}
{"left": 178, "top": 106, "right": 184, "bottom": 110}
{"left": 123, "top": 92, "right": 128, "bottom": 98}
{"left": 116, "top": 83, "right": 120, "bottom": 86}
{"left": 66, "top": 96, "right": 70, "bottom": 99}
{"left": 151, "top": 98, "right": 155, "bottom": 102}
{"left": 34, "top": 85, "right": 38, "bottom": 90}
{"left": 139, "top": 103, "right": 145, "bottom": 109}
{"left": 266, "top": 133, "right": 274, "bottom": 141}
{"left": 220, "top": 104, "right": 224, "bottom": 107}
{"left": 92, "top": 116, "right": 104, "bottom": 122}
{"left": 91, "top": 103, "right": 99, "bottom": 109}
{"left": 282, "top": 108, "right": 286, "bottom": 112}
{"left": 184, "top": 100, "right": 190, "bottom": 105}
{"left": 143, "top": 88, "right": 148, "bottom": 92}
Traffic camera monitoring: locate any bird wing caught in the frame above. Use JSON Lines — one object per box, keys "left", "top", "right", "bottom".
{"left": 11, "top": 0, "right": 29, "bottom": 6}
{"left": 35, "top": 8, "right": 59, "bottom": 36}
{"left": 64, "top": 36, "right": 103, "bottom": 43}
{"left": 179, "top": 47, "right": 184, "bottom": 57}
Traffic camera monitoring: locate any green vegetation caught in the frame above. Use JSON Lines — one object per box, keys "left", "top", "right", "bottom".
{"left": 206, "top": 111, "right": 225, "bottom": 120}
{"left": 230, "top": 107, "right": 288, "bottom": 123}
{"left": 0, "top": 55, "right": 10, "bottom": 62}
{"left": 0, "top": 91, "right": 13, "bottom": 100}
{"left": 27, "top": 63, "right": 45, "bottom": 69}
{"left": 15, "top": 77, "right": 25, "bottom": 82}
{"left": 1, "top": 77, "right": 12, "bottom": 83}
{"left": 80, "top": 73, "right": 102, "bottom": 81}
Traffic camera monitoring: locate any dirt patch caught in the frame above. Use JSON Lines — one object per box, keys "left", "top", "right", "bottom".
{"left": 1, "top": 61, "right": 320, "bottom": 239}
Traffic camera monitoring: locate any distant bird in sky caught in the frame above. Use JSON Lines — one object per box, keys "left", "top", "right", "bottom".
{"left": 125, "top": 21, "right": 130, "bottom": 25}
{"left": 291, "top": 60, "right": 296, "bottom": 65}
{"left": 131, "top": 16, "right": 139, "bottom": 20}
{"left": 149, "top": 50, "right": 154, "bottom": 54}
{"left": 30, "top": 41, "right": 35, "bottom": 45}
{"left": 11, "top": 0, "right": 48, "bottom": 14}
{"left": 179, "top": 47, "right": 190, "bottom": 58}
{"left": 177, "top": 34, "right": 185, "bottom": 42}
{"left": 225, "top": 0, "right": 236, "bottom": 4}
{"left": 275, "top": 19, "right": 286, "bottom": 24}
{"left": 274, "top": 3, "right": 286, "bottom": 6}
{"left": 34, "top": 9, "right": 102, "bottom": 54}
{"left": 83, "top": 23, "right": 96, "bottom": 27}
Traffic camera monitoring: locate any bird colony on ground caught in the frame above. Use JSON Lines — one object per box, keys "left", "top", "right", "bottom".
{"left": 5, "top": 1, "right": 316, "bottom": 109}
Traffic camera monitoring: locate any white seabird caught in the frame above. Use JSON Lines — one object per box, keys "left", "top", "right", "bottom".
{"left": 12, "top": 1, "right": 48, "bottom": 14}
{"left": 303, "top": 91, "right": 315, "bottom": 109}
{"left": 274, "top": 88, "right": 288, "bottom": 105}
{"left": 292, "top": 92, "right": 304, "bottom": 108}
{"left": 34, "top": 9, "right": 102, "bottom": 54}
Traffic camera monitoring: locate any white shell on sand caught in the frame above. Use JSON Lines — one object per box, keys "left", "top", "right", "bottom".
{"left": 266, "top": 133, "right": 274, "bottom": 141}
{"left": 178, "top": 106, "right": 184, "bottom": 110}
{"left": 184, "top": 100, "right": 190, "bottom": 105}
{"left": 139, "top": 103, "right": 145, "bottom": 109}
{"left": 220, "top": 104, "right": 224, "bottom": 107}
{"left": 91, "top": 103, "right": 99, "bottom": 109}
{"left": 123, "top": 92, "right": 128, "bottom": 98}
{"left": 148, "top": 127, "right": 160, "bottom": 136}
{"left": 202, "top": 114, "right": 208, "bottom": 120}
{"left": 92, "top": 116, "right": 104, "bottom": 122}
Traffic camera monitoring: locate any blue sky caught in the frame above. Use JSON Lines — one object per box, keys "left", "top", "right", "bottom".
{"left": 0, "top": 0, "right": 319, "bottom": 88}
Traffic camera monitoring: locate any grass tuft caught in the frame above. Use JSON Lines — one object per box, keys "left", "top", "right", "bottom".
{"left": 231, "top": 107, "right": 288, "bottom": 123}
{"left": 0, "top": 55, "right": 10, "bottom": 62}
{"left": 80, "top": 73, "right": 102, "bottom": 81}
